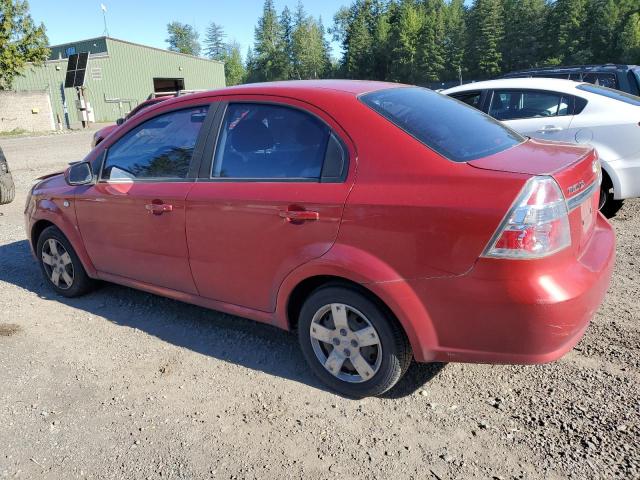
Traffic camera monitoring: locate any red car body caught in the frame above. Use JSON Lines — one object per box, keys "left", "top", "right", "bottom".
{"left": 26, "top": 81, "right": 614, "bottom": 374}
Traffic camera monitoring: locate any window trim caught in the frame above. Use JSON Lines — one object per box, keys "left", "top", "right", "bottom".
{"left": 487, "top": 89, "right": 577, "bottom": 122}
{"left": 97, "top": 103, "right": 216, "bottom": 184}
{"left": 197, "top": 100, "right": 350, "bottom": 184}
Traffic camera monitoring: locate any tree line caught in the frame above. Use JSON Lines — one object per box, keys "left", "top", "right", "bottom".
{"left": 169, "top": 0, "right": 640, "bottom": 86}
{"left": 168, "top": 0, "right": 640, "bottom": 86}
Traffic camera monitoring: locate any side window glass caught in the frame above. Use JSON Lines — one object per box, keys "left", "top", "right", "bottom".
{"left": 582, "top": 73, "right": 618, "bottom": 89}
{"left": 490, "top": 90, "right": 566, "bottom": 120}
{"left": 102, "top": 106, "right": 209, "bottom": 180}
{"left": 453, "top": 92, "right": 482, "bottom": 109}
{"left": 213, "top": 103, "right": 331, "bottom": 180}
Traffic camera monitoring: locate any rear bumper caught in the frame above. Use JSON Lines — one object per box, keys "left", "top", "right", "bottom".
{"left": 606, "top": 154, "right": 640, "bottom": 200}
{"left": 399, "top": 213, "right": 615, "bottom": 364}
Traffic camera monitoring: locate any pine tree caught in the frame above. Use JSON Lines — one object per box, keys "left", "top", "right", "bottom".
{"left": 280, "top": 6, "right": 294, "bottom": 79}
{"left": 467, "top": 0, "right": 504, "bottom": 79}
{"left": 0, "top": 0, "right": 49, "bottom": 90}
{"left": 501, "top": 0, "right": 547, "bottom": 72}
{"left": 166, "top": 22, "right": 201, "bottom": 56}
{"left": 204, "top": 22, "right": 226, "bottom": 61}
{"left": 224, "top": 41, "right": 246, "bottom": 86}
{"left": 544, "top": 0, "right": 589, "bottom": 65}
{"left": 292, "top": 15, "right": 330, "bottom": 79}
{"left": 443, "top": 0, "right": 467, "bottom": 82}
{"left": 419, "top": 0, "right": 447, "bottom": 82}
{"left": 337, "top": 0, "right": 378, "bottom": 79}
{"left": 620, "top": 12, "right": 640, "bottom": 63}
{"left": 587, "top": 0, "right": 620, "bottom": 63}
{"left": 251, "top": 0, "right": 289, "bottom": 81}
{"left": 371, "top": 7, "right": 391, "bottom": 80}
{"left": 387, "top": 0, "right": 423, "bottom": 83}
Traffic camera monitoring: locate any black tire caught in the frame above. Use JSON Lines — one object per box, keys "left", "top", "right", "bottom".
{"left": 36, "top": 226, "right": 94, "bottom": 297}
{"left": 297, "top": 285, "right": 412, "bottom": 398}
{"left": 598, "top": 178, "right": 623, "bottom": 219}
{"left": 0, "top": 173, "right": 15, "bottom": 205}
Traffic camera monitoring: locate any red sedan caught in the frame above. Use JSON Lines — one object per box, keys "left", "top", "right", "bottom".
{"left": 25, "top": 81, "right": 615, "bottom": 397}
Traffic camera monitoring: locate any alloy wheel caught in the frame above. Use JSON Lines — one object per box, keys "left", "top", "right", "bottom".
{"left": 309, "top": 303, "right": 382, "bottom": 383}
{"left": 41, "top": 238, "right": 74, "bottom": 290}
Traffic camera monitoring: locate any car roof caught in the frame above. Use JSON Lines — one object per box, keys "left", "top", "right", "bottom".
{"left": 157, "top": 80, "right": 404, "bottom": 107}
{"left": 443, "top": 78, "right": 585, "bottom": 95}
{"left": 504, "top": 64, "right": 638, "bottom": 75}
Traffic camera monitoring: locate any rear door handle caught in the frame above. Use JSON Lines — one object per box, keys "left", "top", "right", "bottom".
{"left": 279, "top": 209, "right": 320, "bottom": 222}
{"left": 145, "top": 202, "right": 173, "bottom": 215}
{"left": 537, "top": 125, "right": 563, "bottom": 133}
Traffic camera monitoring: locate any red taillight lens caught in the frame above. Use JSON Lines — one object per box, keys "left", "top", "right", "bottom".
{"left": 483, "top": 176, "right": 571, "bottom": 259}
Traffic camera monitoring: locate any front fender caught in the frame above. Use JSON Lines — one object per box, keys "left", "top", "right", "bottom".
{"left": 274, "top": 243, "right": 441, "bottom": 362}
{"left": 28, "top": 198, "right": 98, "bottom": 278}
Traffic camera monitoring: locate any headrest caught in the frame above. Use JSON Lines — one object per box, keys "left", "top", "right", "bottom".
{"left": 230, "top": 119, "right": 274, "bottom": 152}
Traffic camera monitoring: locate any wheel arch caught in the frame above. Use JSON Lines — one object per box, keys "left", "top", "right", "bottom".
{"left": 275, "top": 248, "right": 440, "bottom": 362}
{"left": 29, "top": 211, "right": 98, "bottom": 278}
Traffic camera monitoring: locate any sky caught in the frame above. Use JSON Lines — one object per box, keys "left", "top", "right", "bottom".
{"left": 28, "top": 0, "right": 349, "bottom": 58}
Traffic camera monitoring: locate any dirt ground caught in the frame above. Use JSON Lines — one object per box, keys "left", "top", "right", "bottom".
{"left": 0, "top": 131, "right": 638, "bottom": 480}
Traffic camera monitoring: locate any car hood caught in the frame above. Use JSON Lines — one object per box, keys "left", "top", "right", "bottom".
{"left": 95, "top": 124, "right": 118, "bottom": 139}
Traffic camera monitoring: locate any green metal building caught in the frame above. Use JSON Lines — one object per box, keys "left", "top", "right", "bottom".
{"left": 13, "top": 37, "right": 226, "bottom": 126}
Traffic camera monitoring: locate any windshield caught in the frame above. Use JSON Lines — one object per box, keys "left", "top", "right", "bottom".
{"left": 360, "top": 87, "right": 524, "bottom": 162}
{"left": 577, "top": 83, "right": 640, "bottom": 106}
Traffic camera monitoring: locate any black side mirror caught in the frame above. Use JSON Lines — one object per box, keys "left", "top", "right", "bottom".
{"left": 66, "top": 161, "right": 94, "bottom": 186}
{"left": 116, "top": 118, "right": 124, "bottom": 126}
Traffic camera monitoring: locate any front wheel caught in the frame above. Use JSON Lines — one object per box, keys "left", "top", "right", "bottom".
{"left": 36, "top": 226, "right": 94, "bottom": 297}
{"left": 298, "top": 285, "right": 412, "bottom": 398}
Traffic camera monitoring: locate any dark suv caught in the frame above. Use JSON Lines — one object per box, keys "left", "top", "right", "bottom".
{"left": 502, "top": 64, "right": 640, "bottom": 95}
{"left": 0, "top": 145, "right": 14, "bottom": 205}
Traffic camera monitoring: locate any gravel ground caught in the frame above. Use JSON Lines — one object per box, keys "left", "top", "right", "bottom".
{"left": 0, "top": 131, "right": 638, "bottom": 480}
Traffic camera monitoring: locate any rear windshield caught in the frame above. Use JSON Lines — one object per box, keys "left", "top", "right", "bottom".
{"left": 361, "top": 87, "right": 524, "bottom": 162}
{"left": 577, "top": 83, "right": 640, "bottom": 106}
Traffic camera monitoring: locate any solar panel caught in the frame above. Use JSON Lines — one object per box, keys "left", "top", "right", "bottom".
{"left": 64, "top": 52, "right": 89, "bottom": 88}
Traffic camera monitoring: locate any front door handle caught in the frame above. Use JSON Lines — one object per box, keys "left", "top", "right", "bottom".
{"left": 145, "top": 202, "right": 173, "bottom": 215}
{"left": 537, "top": 125, "right": 563, "bottom": 133}
{"left": 279, "top": 209, "right": 320, "bottom": 223}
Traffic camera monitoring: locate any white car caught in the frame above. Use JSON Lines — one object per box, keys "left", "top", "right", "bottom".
{"left": 443, "top": 78, "right": 640, "bottom": 216}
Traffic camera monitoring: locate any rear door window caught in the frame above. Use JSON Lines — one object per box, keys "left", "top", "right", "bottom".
{"left": 577, "top": 83, "right": 640, "bottom": 106}
{"left": 102, "top": 106, "right": 209, "bottom": 180}
{"left": 212, "top": 103, "right": 343, "bottom": 180}
{"left": 489, "top": 90, "right": 570, "bottom": 120}
{"left": 361, "top": 87, "right": 523, "bottom": 162}
{"left": 582, "top": 72, "right": 618, "bottom": 89}
{"left": 451, "top": 91, "right": 483, "bottom": 109}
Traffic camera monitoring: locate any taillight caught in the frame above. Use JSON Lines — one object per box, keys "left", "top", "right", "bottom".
{"left": 483, "top": 176, "right": 571, "bottom": 259}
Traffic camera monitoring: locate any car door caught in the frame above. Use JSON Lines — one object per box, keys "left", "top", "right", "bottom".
{"left": 75, "top": 103, "right": 211, "bottom": 294}
{"left": 488, "top": 89, "right": 574, "bottom": 141}
{"left": 185, "top": 98, "right": 354, "bottom": 312}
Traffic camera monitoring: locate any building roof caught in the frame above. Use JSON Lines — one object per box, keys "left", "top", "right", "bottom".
{"left": 47, "top": 36, "right": 223, "bottom": 64}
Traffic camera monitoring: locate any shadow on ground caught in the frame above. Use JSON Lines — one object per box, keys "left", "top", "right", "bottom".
{"left": 0, "top": 239, "right": 445, "bottom": 398}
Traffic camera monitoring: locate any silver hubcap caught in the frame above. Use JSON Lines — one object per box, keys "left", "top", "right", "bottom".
{"left": 309, "top": 303, "right": 382, "bottom": 383}
{"left": 41, "top": 239, "right": 74, "bottom": 290}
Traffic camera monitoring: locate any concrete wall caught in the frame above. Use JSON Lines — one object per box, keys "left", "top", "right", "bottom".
{"left": 0, "top": 90, "right": 55, "bottom": 133}
{"left": 13, "top": 37, "right": 226, "bottom": 126}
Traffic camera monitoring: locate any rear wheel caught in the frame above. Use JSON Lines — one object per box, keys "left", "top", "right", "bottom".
{"left": 36, "top": 226, "right": 94, "bottom": 297}
{"left": 297, "top": 285, "right": 412, "bottom": 398}
{"left": 598, "top": 173, "right": 623, "bottom": 218}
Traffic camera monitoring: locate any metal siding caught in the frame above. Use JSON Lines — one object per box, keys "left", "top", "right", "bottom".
{"left": 12, "top": 37, "right": 225, "bottom": 125}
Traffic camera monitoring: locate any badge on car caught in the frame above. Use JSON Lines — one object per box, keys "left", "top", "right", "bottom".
{"left": 568, "top": 180, "right": 585, "bottom": 195}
